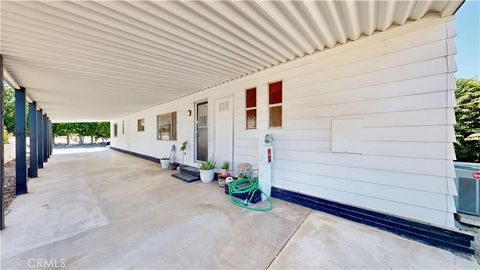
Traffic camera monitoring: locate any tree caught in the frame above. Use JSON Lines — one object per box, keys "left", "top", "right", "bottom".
{"left": 3, "top": 82, "right": 29, "bottom": 136}
{"left": 71, "top": 123, "right": 88, "bottom": 144}
{"left": 53, "top": 123, "right": 73, "bottom": 145}
{"left": 52, "top": 122, "right": 110, "bottom": 145}
{"left": 94, "top": 122, "right": 110, "bottom": 142}
{"left": 3, "top": 83, "right": 15, "bottom": 134}
{"left": 454, "top": 78, "right": 480, "bottom": 162}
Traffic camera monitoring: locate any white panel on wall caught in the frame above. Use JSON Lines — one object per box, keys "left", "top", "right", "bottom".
{"left": 332, "top": 119, "right": 362, "bottom": 154}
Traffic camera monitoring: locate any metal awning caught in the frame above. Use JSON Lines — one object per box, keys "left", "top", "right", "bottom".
{"left": 0, "top": 0, "right": 463, "bottom": 122}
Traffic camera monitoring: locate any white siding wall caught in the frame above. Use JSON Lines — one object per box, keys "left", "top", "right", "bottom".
{"left": 111, "top": 15, "right": 458, "bottom": 228}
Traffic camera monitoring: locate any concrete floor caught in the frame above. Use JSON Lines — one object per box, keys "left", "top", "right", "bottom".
{"left": 1, "top": 148, "right": 478, "bottom": 269}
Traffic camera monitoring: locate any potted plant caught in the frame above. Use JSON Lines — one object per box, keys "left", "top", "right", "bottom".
{"left": 160, "top": 157, "right": 170, "bottom": 169}
{"left": 221, "top": 161, "right": 230, "bottom": 175}
{"left": 218, "top": 161, "right": 231, "bottom": 187}
{"left": 179, "top": 140, "right": 188, "bottom": 169}
{"left": 199, "top": 159, "right": 216, "bottom": 183}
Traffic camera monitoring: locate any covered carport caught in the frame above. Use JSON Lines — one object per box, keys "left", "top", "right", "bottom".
{"left": 1, "top": 1, "right": 478, "bottom": 268}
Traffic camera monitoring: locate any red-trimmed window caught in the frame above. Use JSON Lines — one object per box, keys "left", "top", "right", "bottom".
{"left": 246, "top": 87, "right": 257, "bottom": 129}
{"left": 269, "top": 81, "right": 282, "bottom": 128}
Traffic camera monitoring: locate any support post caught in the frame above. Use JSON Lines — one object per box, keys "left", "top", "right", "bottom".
{"left": 37, "top": 110, "right": 44, "bottom": 169}
{"left": 43, "top": 114, "right": 48, "bottom": 162}
{"left": 47, "top": 118, "right": 51, "bottom": 158}
{"left": 45, "top": 118, "right": 49, "bottom": 158}
{"left": 50, "top": 120, "right": 53, "bottom": 156}
{"left": 28, "top": 102, "right": 38, "bottom": 178}
{"left": 1, "top": 55, "right": 5, "bottom": 230}
{"left": 15, "top": 87, "right": 27, "bottom": 195}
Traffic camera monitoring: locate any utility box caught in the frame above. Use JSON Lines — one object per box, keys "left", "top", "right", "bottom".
{"left": 258, "top": 132, "right": 273, "bottom": 200}
{"left": 455, "top": 162, "right": 480, "bottom": 216}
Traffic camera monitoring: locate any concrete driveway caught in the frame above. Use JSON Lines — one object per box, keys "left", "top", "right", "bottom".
{"left": 1, "top": 148, "right": 478, "bottom": 269}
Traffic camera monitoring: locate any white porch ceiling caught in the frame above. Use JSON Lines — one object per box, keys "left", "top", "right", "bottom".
{"left": 0, "top": 0, "right": 463, "bottom": 122}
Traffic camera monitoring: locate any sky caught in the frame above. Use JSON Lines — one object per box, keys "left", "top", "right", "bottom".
{"left": 455, "top": 0, "right": 480, "bottom": 79}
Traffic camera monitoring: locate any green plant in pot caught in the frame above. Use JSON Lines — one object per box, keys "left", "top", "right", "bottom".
{"left": 179, "top": 140, "right": 188, "bottom": 169}
{"left": 221, "top": 161, "right": 230, "bottom": 175}
{"left": 199, "top": 159, "right": 216, "bottom": 183}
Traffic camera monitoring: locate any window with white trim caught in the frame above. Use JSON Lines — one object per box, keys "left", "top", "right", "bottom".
{"left": 137, "top": 118, "right": 145, "bottom": 132}
{"left": 157, "top": 112, "right": 177, "bottom": 141}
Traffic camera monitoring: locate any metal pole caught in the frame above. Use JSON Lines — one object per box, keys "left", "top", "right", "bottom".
{"left": 1, "top": 55, "right": 5, "bottom": 230}
{"left": 50, "top": 120, "right": 53, "bottom": 156}
{"left": 15, "top": 87, "right": 27, "bottom": 195}
{"left": 47, "top": 118, "right": 51, "bottom": 158}
{"left": 28, "top": 102, "right": 38, "bottom": 178}
{"left": 45, "top": 118, "right": 49, "bottom": 158}
{"left": 37, "top": 110, "right": 44, "bottom": 169}
{"left": 43, "top": 114, "right": 47, "bottom": 162}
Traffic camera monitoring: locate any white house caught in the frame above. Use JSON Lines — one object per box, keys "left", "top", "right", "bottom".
{"left": 110, "top": 7, "right": 460, "bottom": 228}
{"left": 2, "top": 0, "right": 472, "bottom": 253}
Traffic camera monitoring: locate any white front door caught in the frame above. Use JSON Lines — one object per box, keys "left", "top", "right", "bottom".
{"left": 214, "top": 97, "right": 234, "bottom": 169}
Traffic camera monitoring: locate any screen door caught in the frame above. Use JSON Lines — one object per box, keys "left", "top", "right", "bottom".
{"left": 196, "top": 101, "right": 208, "bottom": 161}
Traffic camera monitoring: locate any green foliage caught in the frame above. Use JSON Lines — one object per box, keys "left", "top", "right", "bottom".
{"left": 3, "top": 82, "right": 30, "bottom": 135}
{"left": 52, "top": 122, "right": 110, "bottom": 142}
{"left": 221, "top": 161, "right": 230, "bottom": 170}
{"left": 93, "top": 122, "right": 110, "bottom": 140}
{"left": 180, "top": 140, "right": 188, "bottom": 153}
{"left": 199, "top": 159, "right": 216, "bottom": 170}
{"left": 3, "top": 128, "right": 9, "bottom": 144}
{"left": 454, "top": 78, "right": 480, "bottom": 162}
{"left": 3, "top": 83, "right": 15, "bottom": 134}
{"left": 53, "top": 123, "right": 73, "bottom": 137}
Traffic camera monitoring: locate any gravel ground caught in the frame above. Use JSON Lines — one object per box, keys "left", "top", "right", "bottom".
{"left": 457, "top": 221, "right": 480, "bottom": 263}
{"left": 3, "top": 159, "right": 16, "bottom": 211}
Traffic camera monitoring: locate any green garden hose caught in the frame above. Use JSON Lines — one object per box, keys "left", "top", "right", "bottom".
{"left": 228, "top": 177, "right": 272, "bottom": 211}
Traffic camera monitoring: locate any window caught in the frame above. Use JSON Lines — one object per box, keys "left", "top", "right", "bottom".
{"left": 157, "top": 112, "right": 177, "bottom": 141}
{"left": 137, "top": 118, "right": 145, "bottom": 132}
{"left": 245, "top": 87, "right": 257, "bottom": 129}
{"left": 113, "top": 123, "right": 118, "bottom": 137}
{"left": 269, "top": 81, "right": 282, "bottom": 128}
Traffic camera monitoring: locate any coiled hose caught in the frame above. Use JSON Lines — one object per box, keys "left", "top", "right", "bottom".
{"left": 228, "top": 177, "right": 272, "bottom": 211}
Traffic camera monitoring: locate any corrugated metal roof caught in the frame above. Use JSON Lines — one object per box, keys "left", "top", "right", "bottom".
{"left": 0, "top": 0, "right": 463, "bottom": 121}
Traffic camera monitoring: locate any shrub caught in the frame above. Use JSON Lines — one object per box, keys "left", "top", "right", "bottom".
{"left": 454, "top": 78, "right": 480, "bottom": 162}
